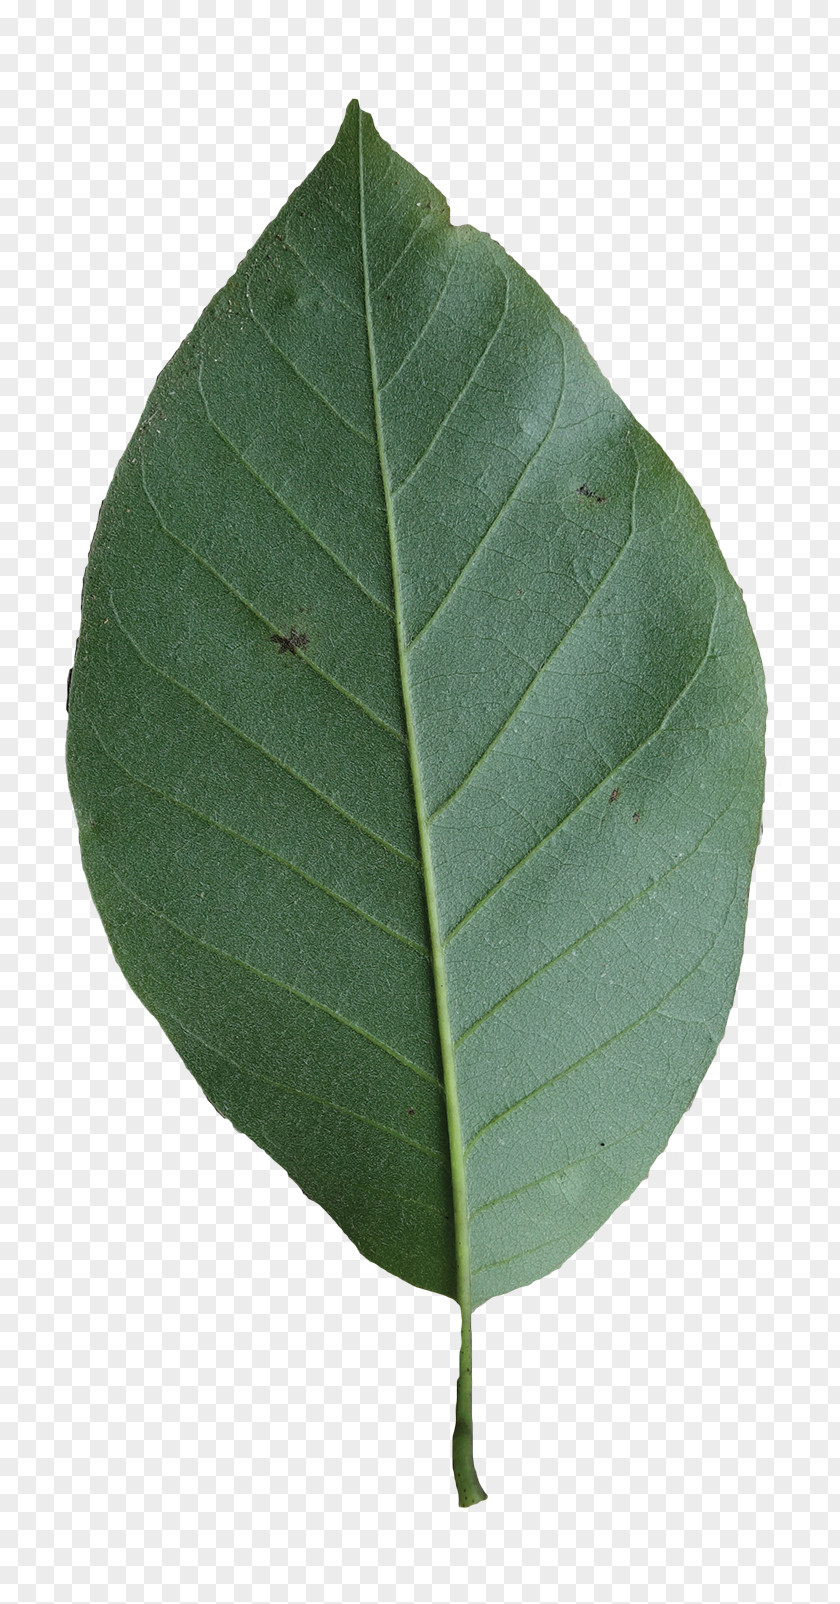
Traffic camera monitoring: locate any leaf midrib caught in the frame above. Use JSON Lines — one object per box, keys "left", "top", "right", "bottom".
{"left": 357, "top": 113, "right": 472, "bottom": 1311}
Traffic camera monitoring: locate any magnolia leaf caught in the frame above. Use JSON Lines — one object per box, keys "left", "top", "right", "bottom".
{"left": 67, "top": 102, "right": 765, "bottom": 1506}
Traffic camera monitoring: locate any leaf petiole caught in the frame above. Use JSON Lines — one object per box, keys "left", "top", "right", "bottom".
{"left": 452, "top": 1305, "right": 487, "bottom": 1508}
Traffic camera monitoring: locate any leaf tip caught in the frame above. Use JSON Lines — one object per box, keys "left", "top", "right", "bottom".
{"left": 341, "top": 97, "right": 369, "bottom": 131}
{"left": 341, "top": 97, "right": 380, "bottom": 142}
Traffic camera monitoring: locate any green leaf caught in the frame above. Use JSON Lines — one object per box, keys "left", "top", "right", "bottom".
{"left": 66, "top": 102, "right": 765, "bottom": 1507}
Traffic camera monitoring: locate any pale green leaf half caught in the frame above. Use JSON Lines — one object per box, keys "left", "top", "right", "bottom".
{"left": 66, "top": 103, "right": 765, "bottom": 1505}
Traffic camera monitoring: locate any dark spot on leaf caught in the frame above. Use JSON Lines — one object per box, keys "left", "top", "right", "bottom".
{"left": 407, "top": 1108, "right": 415, "bottom": 1116}
{"left": 599, "top": 1141, "right": 605, "bottom": 1147}
{"left": 609, "top": 788, "right": 620, "bottom": 803}
{"left": 272, "top": 628, "right": 309, "bottom": 656}
{"left": 632, "top": 811, "right": 640, "bottom": 824}
{"left": 578, "top": 484, "right": 606, "bottom": 504}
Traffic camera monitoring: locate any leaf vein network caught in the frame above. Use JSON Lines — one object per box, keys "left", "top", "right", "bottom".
{"left": 163, "top": 1010, "right": 445, "bottom": 1162}
{"left": 443, "top": 593, "right": 722, "bottom": 943}
{"left": 455, "top": 786, "right": 742, "bottom": 1045}
{"left": 378, "top": 232, "right": 462, "bottom": 391}
{"left": 96, "top": 849, "right": 441, "bottom": 1086}
{"left": 371, "top": 208, "right": 436, "bottom": 296}
{"left": 463, "top": 900, "right": 735, "bottom": 1155}
{"left": 428, "top": 453, "right": 642, "bottom": 820}
{"left": 264, "top": 231, "right": 360, "bottom": 316}
{"left": 139, "top": 463, "right": 407, "bottom": 745}
{"left": 80, "top": 710, "right": 429, "bottom": 958}
{"left": 468, "top": 1119, "right": 653, "bottom": 1221}
{"left": 244, "top": 278, "right": 377, "bottom": 445}
{"left": 106, "top": 599, "right": 421, "bottom": 868}
{"left": 196, "top": 362, "right": 395, "bottom": 618}
{"left": 407, "top": 367, "right": 584, "bottom": 654}
{"left": 389, "top": 272, "right": 512, "bottom": 496}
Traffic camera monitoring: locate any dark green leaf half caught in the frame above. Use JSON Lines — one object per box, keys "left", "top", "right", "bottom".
{"left": 67, "top": 102, "right": 765, "bottom": 1504}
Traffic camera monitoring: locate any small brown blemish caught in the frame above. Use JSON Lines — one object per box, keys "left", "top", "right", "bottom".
{"left": 578, "top": 484, "right": 606, "bottom": 504}
{"left": 609, "top": 788, "right": 620, "bottom": 803}
{"left": 272, "top": 628, "right": 309, "bottom": 656}
{"left": 407, "top": 1108, "right": 415, "bottom": 1117}
{"left": 632, "top": 811, "right": 641, "bottom": 824}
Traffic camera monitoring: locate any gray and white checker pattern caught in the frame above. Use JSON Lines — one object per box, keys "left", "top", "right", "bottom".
{"left": 6, "top": 2, "right": 835, "bottom": 1599}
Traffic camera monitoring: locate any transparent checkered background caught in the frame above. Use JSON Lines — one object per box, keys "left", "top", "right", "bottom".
{"left": 5, "top": 1, "right": 836, "bottom": 1600}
